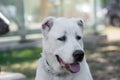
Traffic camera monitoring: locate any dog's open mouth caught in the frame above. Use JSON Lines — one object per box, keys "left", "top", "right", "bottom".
{"left": 56, "top": 55, "right": 80, "bottom": 73}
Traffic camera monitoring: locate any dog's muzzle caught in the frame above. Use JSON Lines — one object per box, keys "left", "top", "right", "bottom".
{"left": 56, "top": 55, "right": 81, "bottom": 73}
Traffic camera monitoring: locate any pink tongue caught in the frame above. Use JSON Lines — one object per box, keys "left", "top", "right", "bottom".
{"left": 59, "top": 57, "right": 80, "bottom": 73}
{"left": 66, "top": 63, "right": 80, "bottom": 73}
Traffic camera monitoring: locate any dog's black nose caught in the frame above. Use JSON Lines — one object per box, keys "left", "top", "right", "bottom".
{"left": 73, "top": 50, "right": 84, "bottom": 62}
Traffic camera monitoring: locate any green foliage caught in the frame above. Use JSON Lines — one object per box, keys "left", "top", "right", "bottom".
{"left": 0, "top": 47, "right": 42, "bottom": 65}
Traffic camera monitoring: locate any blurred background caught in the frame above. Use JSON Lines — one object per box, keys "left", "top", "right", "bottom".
{"left": 0, "top": 0, "right": 120, "bottom": 80}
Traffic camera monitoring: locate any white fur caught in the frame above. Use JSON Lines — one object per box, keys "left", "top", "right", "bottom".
{"left": 35, "top": 17, "right": 93, "bottom": 80}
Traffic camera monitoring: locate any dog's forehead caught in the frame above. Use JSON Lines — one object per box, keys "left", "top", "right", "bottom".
{"left": 49, "top": 18, "right": 83, "bottom": 37}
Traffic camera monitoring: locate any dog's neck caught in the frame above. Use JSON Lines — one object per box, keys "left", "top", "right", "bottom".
{"left": 43, "top": 58, "right": 70, "bottom": 77}
{"left": 42, "top": 58, "right": 53, "bottom": 73}
{"left": 46, "top": 60, "right": 54, "bottom": 72}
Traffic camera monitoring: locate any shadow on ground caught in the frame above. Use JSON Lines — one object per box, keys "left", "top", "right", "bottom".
{"left": 85, "top": 41, "right": 120, "bottom": 80}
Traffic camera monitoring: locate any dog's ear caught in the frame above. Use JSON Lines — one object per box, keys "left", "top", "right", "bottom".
{"left": 76, "top": 19, "right": 84, "bottom": 28}
{"left": 41, "top": 16, "right": 55, "bottom": 37}
{"left": 41, "top": 16, "right": 55, "bottom": 31}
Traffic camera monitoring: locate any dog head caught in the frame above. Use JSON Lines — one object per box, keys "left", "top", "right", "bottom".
{"left": 41, "top": 17, "right": 84, "bottom": 74}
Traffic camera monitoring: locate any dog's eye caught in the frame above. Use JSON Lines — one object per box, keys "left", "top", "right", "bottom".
{"left": 76, "top": 36, "right": 81, "bottom": 40}
{"left": 57, "top": 36, "right": 66, "bottom": 41}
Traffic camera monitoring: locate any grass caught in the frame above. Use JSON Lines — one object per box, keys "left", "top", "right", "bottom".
{"left": 0, "top": 47, "right": 42, "bottom": 80}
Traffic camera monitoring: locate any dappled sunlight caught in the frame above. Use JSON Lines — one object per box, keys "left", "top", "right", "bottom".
{"left": 110, "top": 78, "right": 118, "bottom": 80}
{"left": 98, "top": 45, "right": 119, "bottom": 52}
{"left": 106, "top": 66, "right": 114, "bottom": 72}
{"left": 11, "top": 61, "right": 37, "bottom": 70}
{"left": 88, "top": 53, "right": 102, "bottom": 59}
{"left": 87, "top": 52, "right": 108, "bottom": 63}
{"left": 96, "top": 58, "right": 108, "bottom": 63}
{"left": 1, "top": 61, "right": 37, "bottom": 73}
{"left": 103, "top": 27, "right": 120, "bottom": 41}
{"left": 85, "top": 40, "right": 120, "bottom": 80}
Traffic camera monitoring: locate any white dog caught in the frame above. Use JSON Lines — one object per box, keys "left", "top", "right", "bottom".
{"left": 35, "top": 17, "right": 93, "bottom": 80}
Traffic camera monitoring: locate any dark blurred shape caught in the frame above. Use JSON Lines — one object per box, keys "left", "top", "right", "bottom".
{"left": 105, "top": 0, "right": 120, "bottom": 26}
{"left": 0, "top": 12, "right": 9, "bottom": 35}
